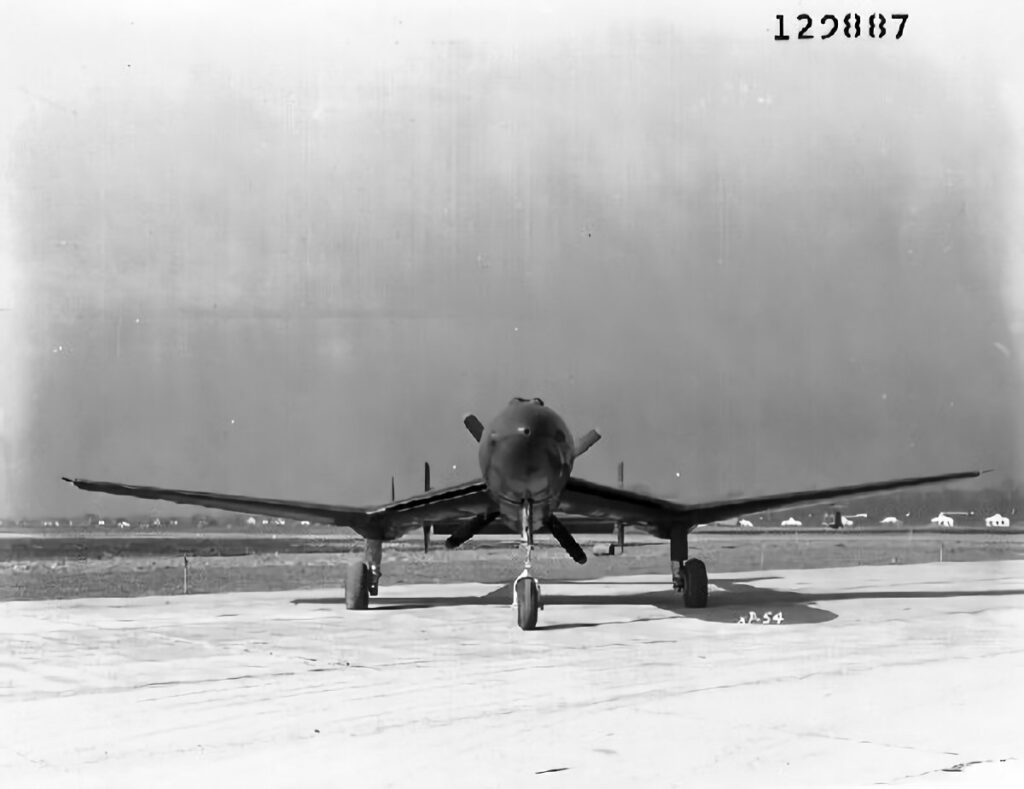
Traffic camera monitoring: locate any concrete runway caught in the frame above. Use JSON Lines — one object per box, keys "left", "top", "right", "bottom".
{"left": 2, "top": 561, "right": 1023, "bottom": 787}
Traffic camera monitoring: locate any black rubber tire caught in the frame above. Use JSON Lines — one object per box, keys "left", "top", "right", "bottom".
{"left": 683, "top": 558, "right": 708, "bottom": 608}
{"left": 516, "top": 576, "right": 540, "bottom": 630}
{"left": 345, "top": 560, "right": 370, "bottom": 610}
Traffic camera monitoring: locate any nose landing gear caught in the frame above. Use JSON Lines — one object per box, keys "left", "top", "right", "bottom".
{"left": 512, "top": 500, "right": 543, "bottom": 630}
{"left": 515, "top": 573, "right": 541, "bottom": 629}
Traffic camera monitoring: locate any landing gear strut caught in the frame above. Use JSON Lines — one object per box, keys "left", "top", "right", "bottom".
{"left": 365, "top": 539, "right": 383, "bottom": 596}
{"left": 670, "top": 527, "right": 708, "bottom": 608}
{"left": 513, "top": 500, "right": 542, "bottom": 630}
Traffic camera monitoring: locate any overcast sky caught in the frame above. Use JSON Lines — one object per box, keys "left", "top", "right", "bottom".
{"left": 1, "top": 1, "right": 1022, "bottom": 516}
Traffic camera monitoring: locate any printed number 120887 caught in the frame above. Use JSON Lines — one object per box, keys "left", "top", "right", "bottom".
{"left": 774, "top": 13, "right": 908, "bottom": 41}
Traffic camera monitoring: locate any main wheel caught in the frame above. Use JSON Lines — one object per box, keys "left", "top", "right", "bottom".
{"left": 682, "top": 558, "right": 708, "bottom": 608}
{"left": 515, "top": 576, "right": 540, "bottom": 630}
{"left": 345, "top": 560, "right": 370, "bottom": 610}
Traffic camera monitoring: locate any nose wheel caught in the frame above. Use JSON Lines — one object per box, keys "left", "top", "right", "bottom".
{"left": 515, "top": 574, "right": 541, "bottom": 630}
{"left": 512, "top": 500, "right": 542, "bottom": 630}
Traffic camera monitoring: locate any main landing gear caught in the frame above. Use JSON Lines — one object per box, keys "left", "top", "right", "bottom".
{"left": 513, "top": 500, "right": 543, "bottom": 630}
{"left": 345, "top": 539, "right": 383, "bottom": 611}
{"left": 671, "top": 527, "right": 708, "bottom": 608}
{"left": 345, "top": 559, "right": 370, "bottom": 609}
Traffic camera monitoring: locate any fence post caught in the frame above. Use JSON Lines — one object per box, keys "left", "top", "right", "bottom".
{"left": 183, "top": 555, "right": 189, "bottom": 594}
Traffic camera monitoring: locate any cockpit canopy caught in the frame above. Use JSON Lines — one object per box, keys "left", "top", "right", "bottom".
{"left": 509, "top": 396, "right": 545, "bottom": 407}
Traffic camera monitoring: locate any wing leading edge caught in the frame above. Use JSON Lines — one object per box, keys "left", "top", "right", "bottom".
{"left": 559, "top": 469, "right": 989, "bottom": 533}
{"left": 65, "top": 467, "right": 988, "bottom": 539}
{"left": 61, "top": 477, "right": 491, "bottom": 541}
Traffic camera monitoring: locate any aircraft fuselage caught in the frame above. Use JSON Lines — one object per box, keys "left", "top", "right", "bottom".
{"left": 478, "top": 398, "right": 574, "bottom": 527}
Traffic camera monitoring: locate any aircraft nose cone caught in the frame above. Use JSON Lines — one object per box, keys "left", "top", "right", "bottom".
{"left": 497, "top": 431, "right": 542, "bottom": 472}
{"left": 488, "top": 431, "right": 560, "bottom": 498}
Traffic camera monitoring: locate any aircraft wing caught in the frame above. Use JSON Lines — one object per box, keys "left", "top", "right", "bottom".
{"left": 558, "top": 469, "right": 987, "bottom": 532}
{"left": 62, "top": 477, "right": 491, "bottom": 540}
{"left": 367, "top": 480, "right": 492, "bottom": 532}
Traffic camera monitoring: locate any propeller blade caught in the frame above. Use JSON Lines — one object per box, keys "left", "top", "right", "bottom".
{"left": 445, "top": 512, "right": 499, "bottom": 549}
{"left": 574, "top": 428, "right": 601, "bottom": 458}
{"left": 463, "top": 414, "right": 484, "bottom": 442}
{"left": 547, "top": 515, "right": 587, "bottom": 564}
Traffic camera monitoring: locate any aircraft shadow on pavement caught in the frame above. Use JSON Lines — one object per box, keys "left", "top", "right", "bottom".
{"left": 292, "top": 578, "right": 1024, "bottom": 628}
{"left": 293, "top": 577, "right": 832, "bottom": 625}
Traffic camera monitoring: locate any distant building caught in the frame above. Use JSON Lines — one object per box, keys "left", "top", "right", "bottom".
{"left": 880, "top": 516, "right": 903, "bottom": 526}
{"left": 985, "top": 514, "right": 1010, "bottom": 528}
{"left": 930, "top": 513, "right": 955, "bottom": 527}
{"left": 738, "top": 519, "right": 754, "bottom": 528}
{"left": 780, "top": 517, "right": 802, "bottom": 527}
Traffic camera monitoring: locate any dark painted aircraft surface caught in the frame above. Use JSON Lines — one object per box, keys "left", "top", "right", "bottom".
{"left": 64, "top": 397, "right": 986, "bottom": 629}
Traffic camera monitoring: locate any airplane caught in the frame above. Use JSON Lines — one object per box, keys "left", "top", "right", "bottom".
{"left": 63, "top": 396, "right": 987, "bottom": 630}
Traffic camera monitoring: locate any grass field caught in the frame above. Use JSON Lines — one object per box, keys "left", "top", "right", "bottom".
{"left": 2, "top": 530, "right": 1021, "bottom": 601}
